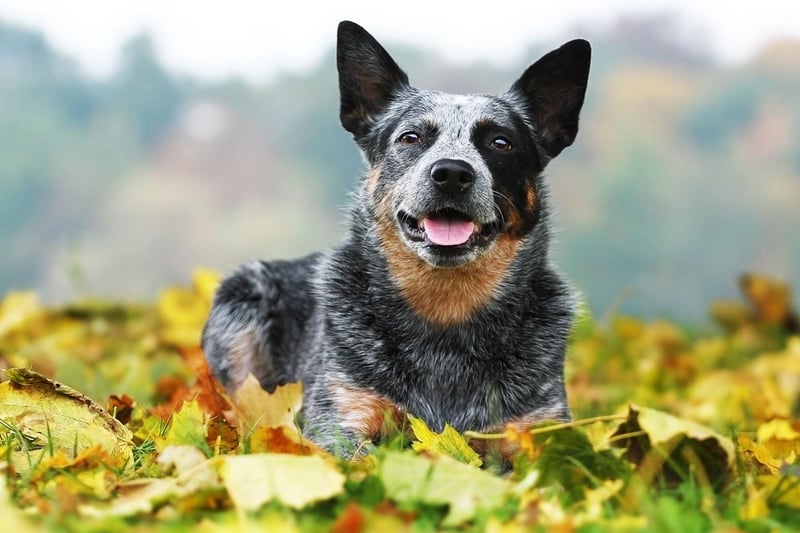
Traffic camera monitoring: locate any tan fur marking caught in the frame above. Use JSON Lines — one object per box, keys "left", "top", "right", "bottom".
{"left": 376, "top": 207, "right": 520, "bottom": 326}
{"left": 330, "top": 382, "right": 405, "bottom": 440}
{"left": 470, "top": 407, "right": 568, "bottom": 461}
{"left": 366, "top": 165, "right": 382, "bottom": 195}
{"left": 227, "top": 327, "right": 258, "bottom": 390}
{"left": 526, "top": 186, "right": 537, "bottom": 212}
{"left": 507, "top": 405, "right": 569, "bottom": 427}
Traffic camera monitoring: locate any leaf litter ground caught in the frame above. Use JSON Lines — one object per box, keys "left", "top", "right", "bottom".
{"left": 1, "top": 270, "right": 799, "bottom": 532}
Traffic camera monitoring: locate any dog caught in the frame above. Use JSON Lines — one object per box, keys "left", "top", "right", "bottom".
{"left": 202, "top": 21, "right": 591, "bottom": 456}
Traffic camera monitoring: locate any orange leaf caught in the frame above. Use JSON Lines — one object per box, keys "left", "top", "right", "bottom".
{"left": 248, "top": 425, "right": 321, "bottom": 456}
{"left": 331, "top": 502, "right": 365, "bottom": 533}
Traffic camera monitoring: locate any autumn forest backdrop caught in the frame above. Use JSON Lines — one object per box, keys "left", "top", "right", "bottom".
{"left": 1, "top": 13, "right": 799, "bottom": 319}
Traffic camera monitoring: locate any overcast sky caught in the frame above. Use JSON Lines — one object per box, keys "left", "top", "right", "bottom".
{"left": 0, "top": 0, "right": 798, "bottom": 81}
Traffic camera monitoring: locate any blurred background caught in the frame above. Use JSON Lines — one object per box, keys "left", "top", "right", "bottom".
{"left": 0, "top": 1, "right": 798, "bottom": 321}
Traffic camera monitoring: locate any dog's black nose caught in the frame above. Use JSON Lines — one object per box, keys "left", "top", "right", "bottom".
{"left": 430, "top": 159, "right": 475, "bottom": 195}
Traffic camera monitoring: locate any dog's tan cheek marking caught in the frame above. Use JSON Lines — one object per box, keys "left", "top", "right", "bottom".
{"left": 376, "top": 205, "right": 521, "bottom": 325}
{"left": 330, "top": 382, "right": 405, "bottom": 440}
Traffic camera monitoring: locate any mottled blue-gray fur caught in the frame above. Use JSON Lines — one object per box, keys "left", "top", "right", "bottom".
{"left": 202, "top": 21, "right": 591, "bottom": 456}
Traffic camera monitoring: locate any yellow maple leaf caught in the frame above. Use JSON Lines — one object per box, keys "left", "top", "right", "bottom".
{"left": 232, "top": 374, "right": 303, "bottom": 434}
{"left": 409, "top": 415, "right": 482, "bottom": 467}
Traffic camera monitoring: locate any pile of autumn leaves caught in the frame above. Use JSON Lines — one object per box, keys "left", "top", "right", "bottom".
{"left": 1, "top": 270, "right": 799, "bottom": 532}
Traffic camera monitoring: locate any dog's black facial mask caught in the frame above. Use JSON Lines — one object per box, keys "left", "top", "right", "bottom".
{"left": 336, "top": 21, "right": 591, "bottom": 162}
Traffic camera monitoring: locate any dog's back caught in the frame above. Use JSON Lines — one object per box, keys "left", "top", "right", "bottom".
{"left": 203, "top": 21, "right": 590, "bottom": 456}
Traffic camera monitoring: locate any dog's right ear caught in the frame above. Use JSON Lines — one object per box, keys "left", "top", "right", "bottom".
{"left": 337, "top": 21, "right": 410, "bottom": 138}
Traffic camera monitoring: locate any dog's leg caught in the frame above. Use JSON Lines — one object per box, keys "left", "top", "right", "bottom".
{"left": 301, "top": 373, "right": 406, "bottom": 458}
{"left": 202, "top": 261, "right": 286, "bottom": 392}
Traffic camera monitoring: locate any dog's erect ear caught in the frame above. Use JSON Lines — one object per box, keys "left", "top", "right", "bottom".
{"left": 337, "top": 21, "right": 410, "bottom": 138}
{"left": 510, "top": 39, "right": 591, "bottom": 159}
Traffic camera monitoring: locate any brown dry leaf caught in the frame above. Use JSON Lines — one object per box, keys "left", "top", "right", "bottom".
{"left": 150, "top": 375, "right": 193, "bottom": 421}
{"left": 180, "top": 347, "right": 234, "bottom": 418}
{"left": 107, "top": 394, "right": 136, "bottom": 425}
{"left": 0, "top": 368, "right": 134, "bottom": 472}
{"left": 207, "top": 416, "right": 239, "bottom": 454}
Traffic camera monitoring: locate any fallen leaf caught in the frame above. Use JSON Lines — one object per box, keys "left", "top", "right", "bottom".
{"left": 379, "top": 450, "right": 511, "bottom": 526}
{"left": 0, "top": 292, "right": 41, "bottom": 338}
{"left": 533, "top": 424, "right": 631, "bottom": 502}
{"left": 0, "top": 368, "right": 134, "bottom": 472}
{"left": 107, "top": 394, "right": 136, "bottom": 425}
{"left": 0, "top": 482, "right": 39, "bottom": 532}
{"left": 249, "top": 425, "right": 319, "bottom": 455}
{"left": 612, "top": 404, "right": 733, "bottom": 487}
{"left": 159, "top": 400, "right": 209, "bottom": 453}
{"left": 80, "top": 446, "right": 220, "bottom": 518}
{"left": 232, "top": 374, "right": 303, "bottom": 433}
{"left": 157, "top": 269, "right": 220, "bottom": 348}
{"left": 219, "top": 453, "right": 345, "bottom": 510}
{"left": 331, "top": 501, "right": 365, "bottom": 533}
{"left": 409, "top": 415, "right": 482, "bottom": 467}
{"left": 180, "top": 346, "right": 234, "bottom": 418}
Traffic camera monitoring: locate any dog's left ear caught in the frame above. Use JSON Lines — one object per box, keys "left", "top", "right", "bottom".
{"left": 337, "top": 21, "right": 410, "bottom": 138}
{"left": 510, "top": 39, "right": 591, "bottom": 159}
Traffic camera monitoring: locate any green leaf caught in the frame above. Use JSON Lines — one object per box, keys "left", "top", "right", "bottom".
{"left": 379, "top": 450, "right": 510, "bottom": 526}
{"left": 535, "top": 425, "right": 632, "bottom": 502}
{"left": 219, "top": 453, "right": 346, "bottom": 510}
{"left": 408, "top": 415, "right": 482, "bottom": 467}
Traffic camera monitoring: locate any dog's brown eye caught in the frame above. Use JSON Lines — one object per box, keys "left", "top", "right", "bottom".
{"left": 398, "top": 131, "right": 421, "bottom": 144}
{"left": 491, "top": 136, "right": 512, "bottom": 151}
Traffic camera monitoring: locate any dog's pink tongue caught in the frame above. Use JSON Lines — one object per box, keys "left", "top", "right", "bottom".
{"left": 423, "top": 217, "right": 475, "bottom": 246}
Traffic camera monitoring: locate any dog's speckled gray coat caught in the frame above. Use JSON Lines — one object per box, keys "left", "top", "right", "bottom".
{"left": 203, "top": 21, "right": 591, "bottom": 456}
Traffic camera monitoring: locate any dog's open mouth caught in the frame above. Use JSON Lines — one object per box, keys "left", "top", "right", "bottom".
{"left": 398, "top": 209, "right": 500, "bottom": 248}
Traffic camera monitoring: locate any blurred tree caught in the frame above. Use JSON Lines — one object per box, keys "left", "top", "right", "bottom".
{"left": 104, "top": 34, "right": 183, "bottom": 147}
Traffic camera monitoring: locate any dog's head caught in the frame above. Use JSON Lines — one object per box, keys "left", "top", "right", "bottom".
{"left": 337, "top": 21, "right": 590, "bottom": 269}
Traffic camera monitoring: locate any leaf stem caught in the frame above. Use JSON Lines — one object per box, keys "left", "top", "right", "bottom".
{"left": 464, "top": 413, "right": 627, "bottom": 440}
